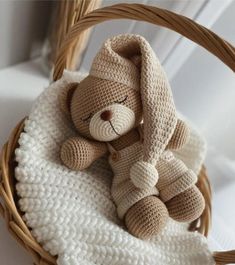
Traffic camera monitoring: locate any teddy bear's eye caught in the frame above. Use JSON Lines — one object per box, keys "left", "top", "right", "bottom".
{"left": 81, "top": 113, "right": 93, "bottom": 122}
{"left": 114, "top": 95, "right": 128, "bottom": 104}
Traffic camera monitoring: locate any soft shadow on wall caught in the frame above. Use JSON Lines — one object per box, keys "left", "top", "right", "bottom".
{"left": 0, "top": 1, "right": 53, "bottom": 69}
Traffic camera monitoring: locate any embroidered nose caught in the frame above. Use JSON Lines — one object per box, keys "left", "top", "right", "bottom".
{"left": 100, "top": 110, "right": 112, "bottom": 121}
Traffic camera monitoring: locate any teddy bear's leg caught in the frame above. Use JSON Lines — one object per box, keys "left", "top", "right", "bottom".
{"left": 157, "top": 154, "right": 205, "bottom": 223}
{"left": 125, "top": 196, "right": 169, "bottom": 239}
{"left": 165, "top": 185, "right": 205, "bottom": 222}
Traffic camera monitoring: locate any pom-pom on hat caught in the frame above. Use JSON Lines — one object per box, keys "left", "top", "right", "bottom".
{"left": 90, "top": 34, "right": 178, "bottom": 189}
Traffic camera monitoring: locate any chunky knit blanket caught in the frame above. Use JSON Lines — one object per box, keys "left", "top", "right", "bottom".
{"left": 15, "top": 71, "right": 214, "bottom": 265}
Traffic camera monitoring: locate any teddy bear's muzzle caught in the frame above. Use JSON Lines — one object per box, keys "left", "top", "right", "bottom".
{"left": 89, "top": 103, "right": 136, "bottom": 142}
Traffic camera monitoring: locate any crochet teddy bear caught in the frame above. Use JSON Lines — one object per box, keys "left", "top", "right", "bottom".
{"left": 59, "top": 34, "right": 205, "bottom": 239}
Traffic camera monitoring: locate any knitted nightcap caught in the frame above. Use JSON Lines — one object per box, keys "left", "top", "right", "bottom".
{"left": 90, "top": 34, "right": 178, "bottom": 189}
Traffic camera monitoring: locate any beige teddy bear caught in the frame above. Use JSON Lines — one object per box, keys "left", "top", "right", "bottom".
{"left": 59, "top": 34, "right": 205, "bottom": 239}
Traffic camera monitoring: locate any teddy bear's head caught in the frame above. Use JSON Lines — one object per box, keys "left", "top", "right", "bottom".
{"left": 59, "top": 75, "right": 142, "bottom": 141}
{"left": 60, "top": 34, "right": 178, "bottom": 172}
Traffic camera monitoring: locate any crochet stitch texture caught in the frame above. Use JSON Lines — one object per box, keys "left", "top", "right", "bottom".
{"left": 15, "top": 71, "right": 214, "bottom": 265}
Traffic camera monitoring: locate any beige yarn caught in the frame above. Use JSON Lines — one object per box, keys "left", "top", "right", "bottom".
{"left": 130, "top": 161, "right": 159, "bottom": 189}
{"left": 156, "top": 151, "right": 197, "bottom": 202}
{"left": 125, "top": 196, "right": 169, "bottom": 240}
{"left": 167, "top": 119, "right": 190, "bottom": 149}
{"left": 70, "top": 76, "right": 142, "bottom": 139}
{"left": 61, "top": 136, "right": 107, "bottom": 170}
{"left": 108, "top": 141, "right": 159, "bottom": 219}
{"left": 58, "top": 82, "right": 79, "bottom": 116}
{"left": 90, "top": 34, "right": 177, "bottom": 188}
{"left": 166, "top": 186, "right": 205, "bottom": 222}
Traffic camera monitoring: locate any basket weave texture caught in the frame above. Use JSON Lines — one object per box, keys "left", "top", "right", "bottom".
{"left": 48, "top": 0, "right": 101, "bottom": 70}
{"left": 0, "top": 3, "right": 235, "bottom": 265}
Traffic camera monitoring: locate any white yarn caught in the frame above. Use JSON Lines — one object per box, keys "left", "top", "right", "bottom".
{"left": 15, "top": 70, "right": 214, "bottom": 265}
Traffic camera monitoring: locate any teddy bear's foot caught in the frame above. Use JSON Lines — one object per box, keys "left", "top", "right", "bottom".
{"left": 125, "top": 196, "right": 169, "bottom": 240}
{"left": 165, "top": 185, "right": 205, "bottom": 223}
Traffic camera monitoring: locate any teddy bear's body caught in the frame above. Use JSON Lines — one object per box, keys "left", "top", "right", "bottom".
{"left": 108, "top": 128, "right": 159, "bottom": 220}
{"left": 59, "top": 34, "right": 205, "bottom": 239}
{"left": 108, "top": 123, "right": 197, "bottom": 219}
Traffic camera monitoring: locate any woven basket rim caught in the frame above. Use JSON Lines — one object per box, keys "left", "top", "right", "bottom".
{"left": 1, "top": 2, "right": 235, "bottom": 265}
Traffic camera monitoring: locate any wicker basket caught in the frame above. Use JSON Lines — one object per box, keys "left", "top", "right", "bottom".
{"left": 1, "top": 3, "right": 235, "bottom": 265}
{"left": 45, "top": 0, "right": 101, "bottom": 71}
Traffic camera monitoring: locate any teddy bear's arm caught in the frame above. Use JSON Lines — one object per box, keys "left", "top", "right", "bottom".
{"left": 167, "top": 119, "right": 190, "bottom": 150}
{"left": 60, "top": 136, "right": 108, "bottom": 170}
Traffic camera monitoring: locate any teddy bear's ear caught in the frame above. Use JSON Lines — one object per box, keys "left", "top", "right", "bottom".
{"left": 59, "top": 82, "right": 79, "bottom": 117}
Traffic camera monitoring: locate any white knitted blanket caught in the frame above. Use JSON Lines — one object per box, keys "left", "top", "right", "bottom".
{"left": 15, "top": 71, "right": 214, "bottom": 265}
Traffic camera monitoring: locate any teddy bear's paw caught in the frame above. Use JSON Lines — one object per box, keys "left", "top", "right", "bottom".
{"left": 165, "top": 185, "right": 205, "bottom": 223}
{"left": 125, "top": 196, "right": 169, "bottom": 240}
{"left": 60, "top": 138, "right": 82, "bottom": 171}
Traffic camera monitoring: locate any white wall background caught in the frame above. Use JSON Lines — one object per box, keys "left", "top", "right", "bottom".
{"left": 0, "top": 1, "right": 52, "bottom": 69}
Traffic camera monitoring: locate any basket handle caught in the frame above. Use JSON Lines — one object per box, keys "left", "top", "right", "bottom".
{"left": 53, "top": 3, "right": 235, "bottom": 81}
